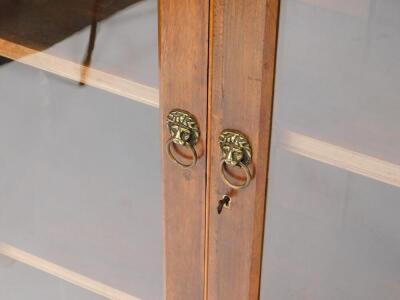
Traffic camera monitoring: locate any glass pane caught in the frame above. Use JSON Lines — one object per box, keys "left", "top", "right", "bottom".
{"left": 261, "top": 0, "right": 400, "bottom": 299}
{"left": 0, "top": 1, "right": 161, "bottom": 300}
{"left": 0, "top": 260, "right": 106, "bottom": 300}
{"left": 0, "top": 0, "right": 158, "bottom": 106}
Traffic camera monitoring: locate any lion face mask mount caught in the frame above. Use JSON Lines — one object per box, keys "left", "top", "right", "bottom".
{"left": 166, "top": 109, "right": 200, "bottom": 169}
{"left": 219, "top": 129, "right": 253, "bottom": 189}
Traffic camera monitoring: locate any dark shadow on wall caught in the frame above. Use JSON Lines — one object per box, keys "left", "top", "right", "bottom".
{"left": 0, "top": 0, "right": 144, "bottom": 68}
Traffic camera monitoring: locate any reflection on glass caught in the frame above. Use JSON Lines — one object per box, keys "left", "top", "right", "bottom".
{"left": 261, "top": 0, "right": 400, "bottom": 299}
{"left": 0, "top": 0, "right": 159, "bottom": 106}
{"left": 0, "top": 1, "right": 161, "bottom": 299}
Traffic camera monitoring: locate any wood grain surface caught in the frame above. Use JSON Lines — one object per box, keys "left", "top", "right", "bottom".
{"left": 159, "top": 1, "right": 210, "bottom": 299}
{"left": 206, "top": 1, "right": 280, "bottom": 299}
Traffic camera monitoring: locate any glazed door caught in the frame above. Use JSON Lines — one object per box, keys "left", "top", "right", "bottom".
{"left": 0, "top": 1, "right": 209, "bottom": 300}
{"left": 206, "top": 1, "right": 279, "bottom": 299}
{"left": 205, "top": 0, "right": 400, "bottom": 299}
{"left": 261, "top": 0, "right": 400, "bottom": 299}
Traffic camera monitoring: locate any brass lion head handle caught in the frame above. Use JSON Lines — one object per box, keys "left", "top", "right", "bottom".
{"left": 166, "top": 109, "right": 200, "bottom": 169}
{"left": 219, "top": 130, "right": 252, "bottom": 189}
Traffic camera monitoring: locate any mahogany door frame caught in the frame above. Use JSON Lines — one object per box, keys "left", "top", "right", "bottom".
{"left": 160, "top": 0, "right": 280, "bottom": 299}
{"left": 159, "top": 1, "right": 210, "bottom": 300}
{"left": 205, "top": 0, "right": 280, "bottom": 299}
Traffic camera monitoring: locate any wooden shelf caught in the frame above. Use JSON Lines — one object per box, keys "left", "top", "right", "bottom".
{"left": 0, "top": 38, "right": 159, "bottom": 107}
{"left": 281, "top": 130, "right": 400, "bottom": 188}
{"left": 0, "top": 242, "right": 141, "bottom": 300}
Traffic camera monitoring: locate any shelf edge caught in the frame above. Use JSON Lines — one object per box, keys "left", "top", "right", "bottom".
{"left": 0, "top": 38, "right": 159, "bottom": 108}
{"left": 281, "top": 130, "right": 400, "bottom": 188}
{"left": 0, "top": 242, "right": 141, "bottom": 300}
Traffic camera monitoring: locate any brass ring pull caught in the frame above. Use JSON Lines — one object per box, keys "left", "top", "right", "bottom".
{"left": 166, "top": 109, "right": 200, "bottom": 169}
{"left": 219, "top": 129, "right": 253, "bottom": 190}
{"left": 220, "top": 159, "right": 251, "bottom": 189}
{"left": 167, "top": 137, "right": 197, "bottom": 168}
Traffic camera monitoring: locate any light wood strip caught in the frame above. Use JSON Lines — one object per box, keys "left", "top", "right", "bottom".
{"left": 282, "top": 130, "right": 400, "bottom": 187}
{"left": 0, "top": 39, "right": 159, "bottom": 108}
{"left": 0, "top": 242, "right": 141, "bottom": 300}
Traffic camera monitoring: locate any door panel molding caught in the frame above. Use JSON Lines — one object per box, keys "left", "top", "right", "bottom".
{"left": 159, "top": 1, "right": 210, "bottom": 299}
{"left": 206, "top": 1, "right": 280, "bottom": 299}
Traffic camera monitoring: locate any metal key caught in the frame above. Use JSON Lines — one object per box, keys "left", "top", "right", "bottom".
{"left": 217, "top": 195, "right": 231, "bottom": 214}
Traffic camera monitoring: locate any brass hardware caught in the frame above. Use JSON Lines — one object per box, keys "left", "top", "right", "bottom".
{"left": 217, "top": 195, "right": 231, "bottom": 214}
{"left": 219, "top": 129, "right": 252, "bottom": 189}
{"left": 166, "top": 109, "right": 200, "bottom": 168}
